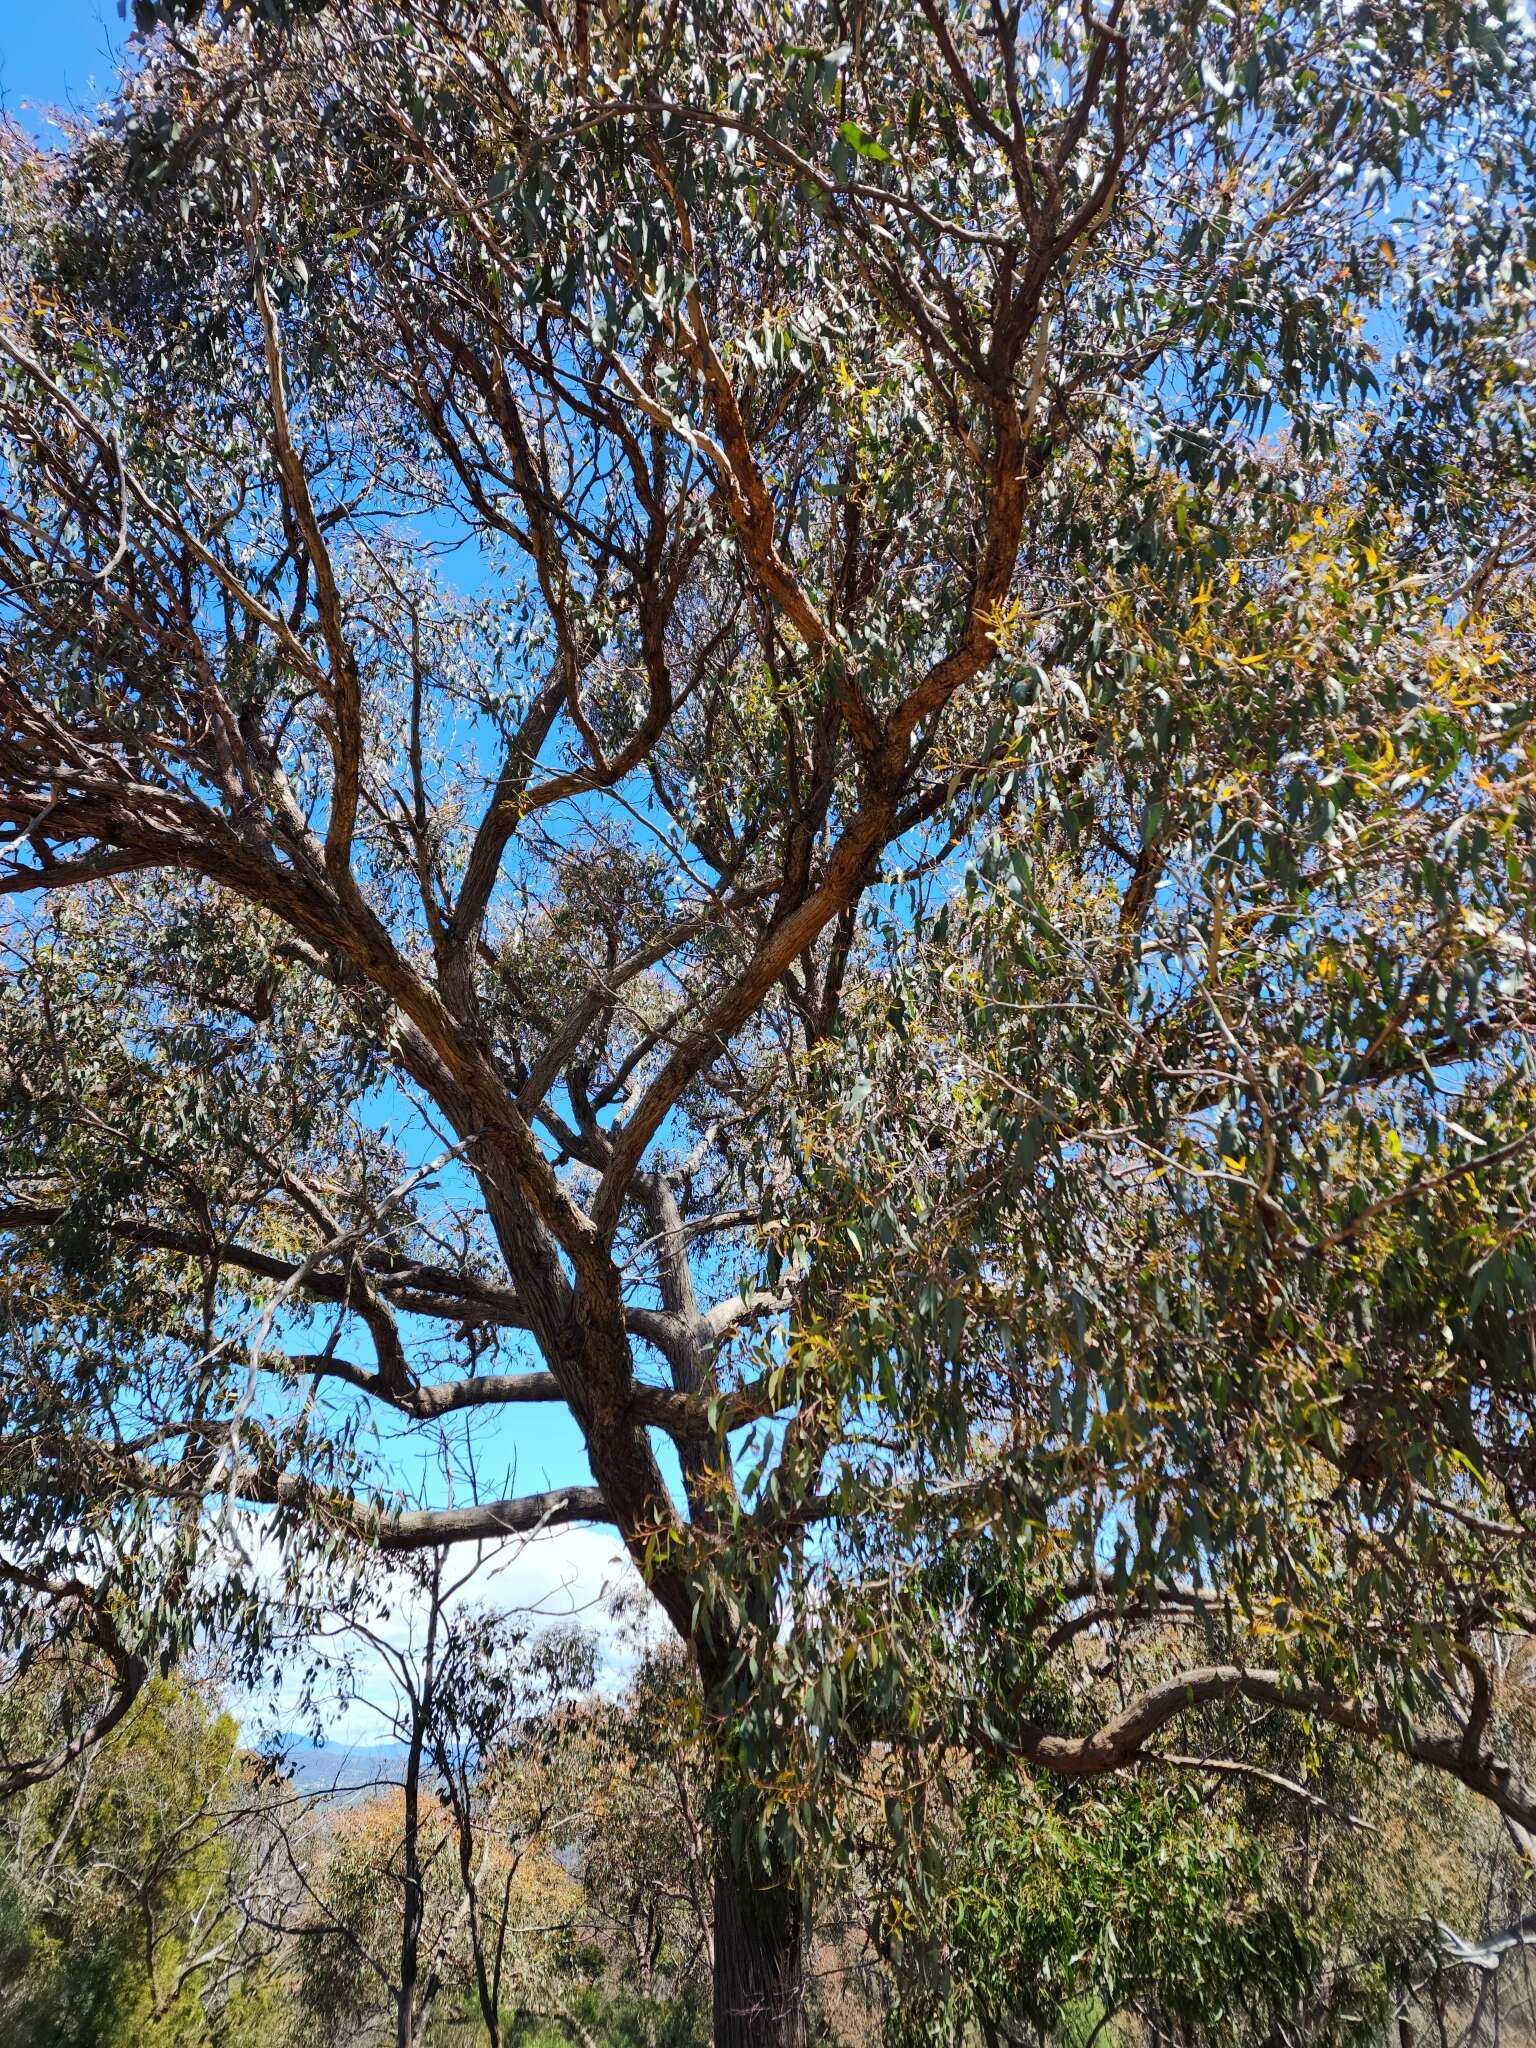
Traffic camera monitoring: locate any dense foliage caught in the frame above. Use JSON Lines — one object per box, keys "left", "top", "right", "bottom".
{"left": 0, "top": 1670, "right": 282, "bottom": 2048}
{"left": 9, "top": 1639, "right": 1536, "bottom": 2046}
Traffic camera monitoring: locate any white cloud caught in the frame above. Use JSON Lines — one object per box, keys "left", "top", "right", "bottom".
{"left": 246, "top": 1522, "right": 664, "bottom": 1752}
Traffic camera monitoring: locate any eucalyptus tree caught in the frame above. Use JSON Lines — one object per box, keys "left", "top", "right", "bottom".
{"left": 276, "top": 1564, "right": 595, "bottom": 2048}
{"left": 2, "top": 1, "right": 1535, "bottom": 2041}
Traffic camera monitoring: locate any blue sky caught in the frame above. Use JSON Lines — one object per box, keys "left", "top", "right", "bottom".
{"left": 0, "top": 1, "right": 595, "bottom": 1496}
{"left": 1, "top": 4, "right": 659, "bottom": 1696}
{"left": 1, "top": 3, "right": 128, "bottom": 138}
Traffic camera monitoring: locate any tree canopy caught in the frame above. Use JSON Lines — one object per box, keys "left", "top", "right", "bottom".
{"left": 2, "top": 0, "right": 1535, "bottom": 2038}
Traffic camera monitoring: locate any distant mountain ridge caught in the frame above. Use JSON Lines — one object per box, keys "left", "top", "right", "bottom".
{"left": 264, "top": 1736, "right": 406, "bottom": 1795}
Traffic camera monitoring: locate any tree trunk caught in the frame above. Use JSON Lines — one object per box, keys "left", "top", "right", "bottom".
{"left": 712, "top": 1862, "right": 807, "bottom": 2048}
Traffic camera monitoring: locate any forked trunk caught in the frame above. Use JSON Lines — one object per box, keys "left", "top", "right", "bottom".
{"left": 712, "top": 1861, "right": 807, "bottom": 2048}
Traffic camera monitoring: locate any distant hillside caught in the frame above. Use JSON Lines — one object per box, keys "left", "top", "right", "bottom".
{"left": 266, "top": 1738, "right": 406, "bottom": 1796}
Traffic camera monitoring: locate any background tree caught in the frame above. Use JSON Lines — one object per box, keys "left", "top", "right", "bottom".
{"left": 1, "top": 1, "right": 1535, "bottom": 2040}
{"left": 266, "top": 1549, "right": 597, "bottom": 2048}
{"left": 0, "top": 1666, "right": 284, "bottom": 2048}
{"left": 562, "top": 1636, "right": 715, "bottom": 2045}
{"left": 414, "top": 1566, "right": 599, "bottom": 2048}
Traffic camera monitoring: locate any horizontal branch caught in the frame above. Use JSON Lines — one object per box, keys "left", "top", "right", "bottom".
{"left": 1005, "top": 1664, "right": 1536, "bottom": 1835}
{"left": 0, "top": 1201, "right": 678, "bottom": 1353}
{"left": 0, "top": 850, "right": 157, "bottom": 895}
{"left": 1152, "top": 1753, "right": 1375, "bottom": 1833}
{"left": 234, "top": 1472, "right": 615, "bottom": 1552}
{"left": 297, "top": 1353, "right": 778, "bottom": 1438}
